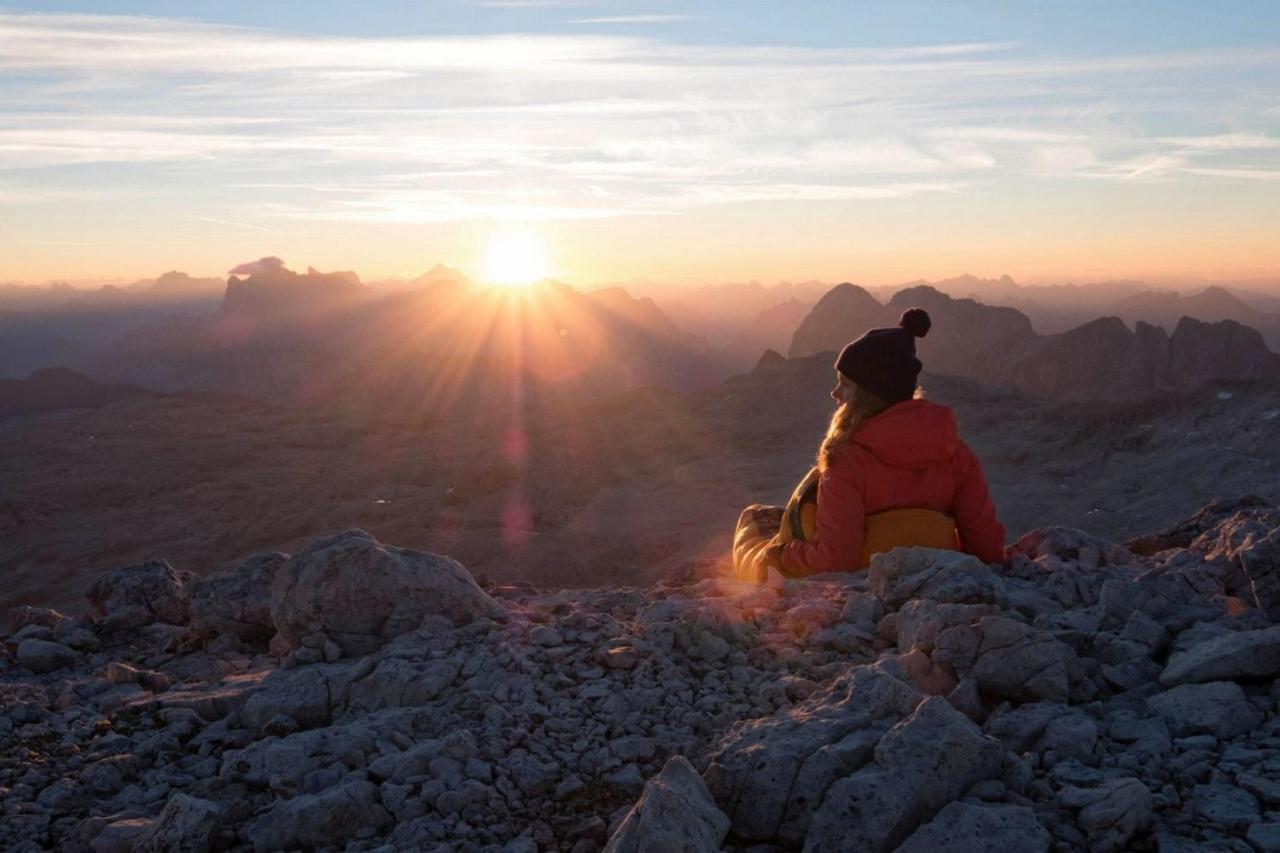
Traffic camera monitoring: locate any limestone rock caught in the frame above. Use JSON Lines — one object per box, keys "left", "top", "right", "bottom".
{"left": 270, "top": 529, "right": 504, "bottom": 656}
{"left": 1186, "top": 783, "right": 1260, "bottom": 832}
{"left": 804, "top": 696, "right": 1002, "bottom": 853}
{"left": 133, "top": 793, "right": 224, "bottom": 853}
{"left": 972, "top": 616, "right": 1083, "bottom": 703}
{"left": 1160, "top": 626, "right": 1280, "bottom": 685}
{"left": 1241, "top": 528, "right": 1280, "bottom": 620}
{"left": 16, "top": 638, "right": 79, "bottom": 673}
{"left": 1248, "top": 823, "right": 1280, "bottom": 853}
{"left": 895, "top": 801, "right": 1050, "bottom": 853}
{"left": 89, "top": 818, "right": 154, "bottom": 853}
{"left": 895, "top": 600, "right": 996, "bottom": 655}
{"left": 239, "top": 663, "right": 346, "bottom": 730}
{"left": 603, "top": 756, "right": 729, "bottom": 853}
{"left": 1146, "top": 681, "right": 1264, "bottom": 738}
{"left": 86, "top": 559, "right": 192, "bottom": 627}
{"left": 188, "top": 552, "right": 287, "bottom": 644}
{"left": 1008, "top": 526, "right": 1132, "bottom": 567}
{"left": 245, "top": 777, "right": 389, "bottom": 852}
{"left": 868, "top": 548, "right": 1006, "bottom": 609}
{"left": 704, "top": 663, "right": 921, "bottom": 845}
{"left": 6, "top": 605, "right": 66, "bottom": 633}
{"left": 1062, "top": 776, "right": 1152, "bottom": 852}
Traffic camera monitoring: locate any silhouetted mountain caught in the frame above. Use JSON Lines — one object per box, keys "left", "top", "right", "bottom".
{"left": 788, "top": 283, "right": 1035, "bottom": 380}
{"left": 788, "top": 283, "right": 1279, "bottom": 399}
{"left": 216, "top": 263, "right": 371, "bottom": 321}
{"left": 930, "top": 274, "right": 1154, "bottom": 334}
{"left": 787, "top": 283, "right": 886, "bottom": 358}
{"left": 124, "top": 271, "right": 225, "bottom": 297}
{"left": 0, "top": 271, "right": 228, "bottom": 379}
{"left": 100, "top": 267, "right": 730, "bottom": 418}
{"left": 1107, "top": 286, "right": 1280, "bottom": 349}
{"left": 886, "top": 285, "right": 1037, "bottom": 378}
{"left": 634, "top": 279, "right": 831, "bottom": 346}
{"left": 719, "top": 298, "right": 814, "bottom": 371}
{"left": 0, "top": 281, "right": 78, "bottom": 311}
{"left": 995, "top": 316, "right": 1280, "bottom": 399}
{"left": 0, "top": 367, "right": 150, "bottom": 420}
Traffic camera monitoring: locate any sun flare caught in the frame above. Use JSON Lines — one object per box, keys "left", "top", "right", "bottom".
{"left": 481, "top": 229, "right": 550, "bottom": 288}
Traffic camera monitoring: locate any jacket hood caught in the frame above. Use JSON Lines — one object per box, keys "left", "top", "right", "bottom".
{"left": 850, "top": 399, "right": 959, "bottom": 469}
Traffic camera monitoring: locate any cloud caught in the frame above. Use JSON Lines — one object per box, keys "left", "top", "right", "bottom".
{"left": 568, "top": 15, "right": 696, "bottom": 24}
{"left": 184, "top": 214, "right": 281, "bottom": 233}
{"left": 470, "top": 0, "right": 594, "bottom": 6}
{"left": 0, "top": 10, "right": 1277, "bottom": 227}
{"left": 229, "top": 256, "right": 287, "bottom": 275}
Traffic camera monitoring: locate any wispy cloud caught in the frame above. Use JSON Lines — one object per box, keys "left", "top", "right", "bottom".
{"left": 0, "top": 10, "right": 1277, "bottom": 226}
{"left": 470, "top": 0, "right": 594, "bottom": 6}
{"left": 568, "top": 15, "right": 696, "bottom": 24}
{"left": 183, "top": 214, "right": 281, "bottom": 233}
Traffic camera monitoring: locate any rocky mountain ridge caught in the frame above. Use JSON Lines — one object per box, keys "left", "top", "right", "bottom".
{"left": 3, "top": 497, "right": 1279, "bottom": 851}
{"left": 788, "top": 284, "right": 1280, "bottom": 399}
{"left": 99, "top": 264, "right": 729, "bottom": 411}
{"left": 0, "top": 368, "right": 152, "bottom": 421}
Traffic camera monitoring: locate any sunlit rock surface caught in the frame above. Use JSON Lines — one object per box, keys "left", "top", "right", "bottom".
{"left": 2, "top": 499, "right": 1280, "bottom": 851}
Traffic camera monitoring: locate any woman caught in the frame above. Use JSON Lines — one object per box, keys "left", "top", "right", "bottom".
{"left": 732, "top": 308, "right": 1005, "bottom": 581}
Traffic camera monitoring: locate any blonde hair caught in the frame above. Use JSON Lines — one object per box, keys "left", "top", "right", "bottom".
{"left": 817, "top": 382, "right": 922, "bottom": 472}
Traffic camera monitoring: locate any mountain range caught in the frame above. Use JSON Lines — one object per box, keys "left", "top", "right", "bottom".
{"left": 788, "top": 283, "right": 1280, "bottom": 399}
{"left": 96, "top": 261, "right": 729, "bottom": 421}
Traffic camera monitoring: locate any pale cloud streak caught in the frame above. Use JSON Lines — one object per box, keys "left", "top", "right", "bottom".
{"left": 0, "top": 11, "right": 1277, "bottom": 227}
{"left": 569, "top": 15, "right": 697, "bottom": 24}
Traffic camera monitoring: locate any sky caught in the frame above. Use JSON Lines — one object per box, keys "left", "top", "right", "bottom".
{"left": 2, "top": 1, "right": 1280, "bottom": 288}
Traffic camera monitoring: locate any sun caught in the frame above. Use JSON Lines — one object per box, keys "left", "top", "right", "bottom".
{"left": 481, "top": 229, "right": 550, "bottom": 288}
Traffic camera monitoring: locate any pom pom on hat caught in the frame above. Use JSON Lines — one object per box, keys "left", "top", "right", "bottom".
{"left": 899, "top": 308, "right": 931, "bottom": 338}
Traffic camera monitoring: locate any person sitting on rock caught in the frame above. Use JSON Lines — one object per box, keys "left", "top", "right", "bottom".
{"left": 732, "top": 308, "right": 1006, "bottom": 581}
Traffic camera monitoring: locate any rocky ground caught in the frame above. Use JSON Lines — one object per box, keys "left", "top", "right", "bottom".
{"left": 3, "top": 496, "right": 1280, "bottom": 851}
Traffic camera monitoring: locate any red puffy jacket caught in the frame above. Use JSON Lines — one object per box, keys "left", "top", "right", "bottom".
{"left": 781, "top": 399, "right": 1005, "bottom": 573}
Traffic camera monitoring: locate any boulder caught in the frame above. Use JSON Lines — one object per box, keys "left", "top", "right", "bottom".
{"left": 239, "top": 663, "right": 350, "bottom": 730}
{"left": 868, "top": 548, "right": 1006, "bottom": 609}
{"left": 1061, "top": 776, "right": 1151, "bottom": 852}
{"left": 189, "top": 552, "right": 287, "bottom": 644}
{"left": 1240, "top": 528, "right": 1280, "bottom": 621}
{"left": 603, "top": 756, "right": 729, "bottom": 853}
{"left": 89, "top": 818, "right": 154, "bottom": 853}
{"left": 895, "top": 600, "right": 997, "bottom": 654}
{"left": 270, "top": 529, "right": 504, "bottom": 656}
{"left": 1186, "top": 783, "right": 1260, "bottom": 832}
{"left": 1146, "top": 681, "right": 1264, "bottom": 738}
{"left": 6, "top": 605, "right": 66, "bottom": 633}
{"left": 86, "top": 559, "right": 192, "bottom": 627}
{"left": 1008, "top": 526, "right": 1131, "bottom": 567}
{"left": 704, "top": 663, "right": 921, "bottom": 845}
{"left": 1160, "top": 626, "right": 1280, "bottom": 685}
{"left": 804, "top": 697, "right": 1002, "bottom": 853}
{"left": 16, "top": 638, "right": 79, "bottom": 673}
{"left": 133, "top": 794, "right": 224, "bottom": 853}
{"left": 1098, "top": 575, "right": 1218, "bottom": 634}
{"left": 984, "top": 702, "right": 1070, "bottom": 752}
{"left": 1248, "top": 823, "right": 1280, "bottom": 853}
{"left": 245, "top": 777, "right": 389, "bottom": 852}
{"left": 894, "top": 801, "right": 1050, "bottom": 852}
{"left": 972, "top": 616, "right": 1083, "bottom": 703}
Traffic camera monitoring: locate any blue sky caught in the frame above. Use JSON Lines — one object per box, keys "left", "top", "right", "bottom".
{"left": 10, "top": 1, "right": 1280, "bottom": 50}
{"left": 1, "top": 1, "right": 1279, "bottom": 285}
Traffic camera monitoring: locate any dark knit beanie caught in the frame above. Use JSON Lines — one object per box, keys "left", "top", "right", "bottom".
{"left": 834, "top": 308, "right": 931, "bottom": 402}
